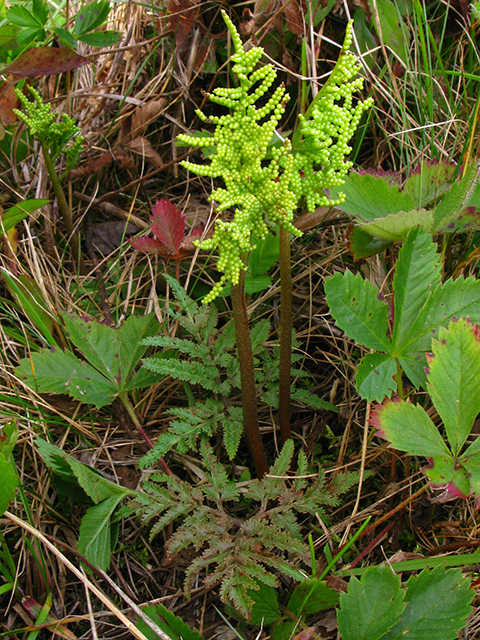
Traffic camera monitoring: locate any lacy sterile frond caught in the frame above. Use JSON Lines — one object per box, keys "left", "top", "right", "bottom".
{"left": 291, "top": 22, "right": 374, "bottom": 212}
{"left": 140, "top": 281, "right": 335, "bottom": 465}
{"left": 131, "top": 440, "right": 354, "bottom": 618}
{"left": 177, "top": 10, "right": 299, "bottom": 302}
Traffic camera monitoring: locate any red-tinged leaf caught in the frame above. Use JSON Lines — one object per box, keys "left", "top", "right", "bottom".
{"left": 179, "top": 225, "right": 204, "bottom": 252}
{"left": 0, "top": 80, "right": 19, "bottom": 125}
{"left": 2, "top": 46, "right": 90, "bottom": 77}
{"left": 293, "top": 627, "right": 317, "bottom": 640}
{"left": 150, "top": 198, "right": 185, "bottom": 254}
{"left": 130, "top": 236, "right": 165, "bottom": 254}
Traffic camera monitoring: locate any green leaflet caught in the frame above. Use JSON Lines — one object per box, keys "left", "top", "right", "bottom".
{"left": 36, "top": 439, "right": 135, "bottom": 569}
{"left": 338, "top": 565, "right": 405, "bottom": 640}
{"left": 371, "top": 319, "right": 480, "bottom": 502}
{"left": 367, "top": 0, "right": 409, "bottom": 66}
{"left": 138, "top": 603, "right": 204, "bottom": 640}
{"left": 332, "top": 161, "right": 480, "bottom": 259}
{"left": 384, "top": 565, "right": 473, "bottom": 640}
{"left": 324, "top": 271, "right": 391, "bottom": 352}
{"left": 16, "top": 311, "right": 161, "bottom": 408}
{"left": 326, "top": 227, "right": 480, "bottom": 402}
{"left": 338, "top": 564, "right": 472, "bottom": 640}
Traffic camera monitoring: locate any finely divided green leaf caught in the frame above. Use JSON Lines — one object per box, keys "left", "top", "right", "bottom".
{"left": 384, "top": 565, "right": 473, "bottom": 640}
{"left": 427, "top": 319, "right": 480, "bottom": 455}
{"left": 371, "top": 400, "right": 450, "bottom": 458}
{"left": 337, "top": 564, "right": 405, "bottom": 640}
{"left": 325, "top": 271, "right": 390, "bottom": 351}
{"left": 392, "top": 228, "right": 441, "bottom": 349}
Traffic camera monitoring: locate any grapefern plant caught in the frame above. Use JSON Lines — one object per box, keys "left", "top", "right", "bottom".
{"left": 131, "top": 439, "right": 357, "bottom": 618}
{"left": 138, "top": 276, "right": 336, "bottom": 469}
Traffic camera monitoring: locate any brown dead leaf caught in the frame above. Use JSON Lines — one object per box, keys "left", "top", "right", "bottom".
{"left": 90, "top": 221, "right": 139, "bottom": 255}
{"left": 167, "top": 0, "right": 200, "bottom": 48}
{"left": 69, "top": 149, "right": 134, "bottom": 180}
{"left": 0, "top": 80, "right": 19, "bottom": 125}
{"left": 126, "top": 137, "right": 163, "bottom": 168}
{"left": 131, "top": 98, "right": 166, "bottom": 138}
{"left": 284, "top": 0, "right": 305, "bottom": 36}
{"left": 2, "top": 46, "right": 90, "bottom": 78}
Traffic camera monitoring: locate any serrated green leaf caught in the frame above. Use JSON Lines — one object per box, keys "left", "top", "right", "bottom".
{"left": 403, "top": 160, "right": 457, "bottom": 208}
{"left": 427, "top": 319, "right": 480, "bottom": 455}
{"left": 6, "top": 6, "right": 41, "bottom": 28}
{"left": 75, "top": 0, "right": 111, "bottom": 36}
{"left": 325, "top": 271, "right": 390, "bottom": 351}
{"left": 357, "top": 209, "right": 434, "bottom": 241}
{"left": 392, "top": 228, "right": 441, "bottom": 349}
{"left": 338, "top": 564, "right": 406, "bottom": 640}
{"left": 248, "top": 582, "right": 279, "bottom": 625}
{"left": 78, "top": 494, "right": 125, "bottom": 570}
{"left": 346, "top": 225, "right": 392, "bottom": 259}
{"left": 78, "top": 30, "right": 121, "bottom": 46}
{"left": 432, "top": 163, "right": 480, "bottom": 232}
{"left": 405, "top": 276, "right": 480, "bottom": 353}
{"left": 16, "top": 348, "right": 117, "bottom": 408}
{"left": 138, "top": 603, "right": 204, "bottom": 640}
{"left": 384, "top": 565, "right": 473, "bottom": 640}
{"left": 287, "top": 578, "right": 339, "bottom": 616}
{"left": 460, "top": 454, "right": 480, "bottom": 500}
{"left": 371, "top": 399, "right": 451, "bottom": 458}
{"left": 355, "top": 352, "right": 397, "bottom": 402}
{"left": 117, "top": 313, "right": 160, "bottom": 380}
{"left": 332, "top": 170, "right": 413, "bottom": 221}
{"left": 422, "top": 456, "right": 470, "bottom": 498}
{"left": 35, "top": 439, "right": 133, "bottom": 504}
{"left": 54, "top": 26, "right": 77, "bottom": 47}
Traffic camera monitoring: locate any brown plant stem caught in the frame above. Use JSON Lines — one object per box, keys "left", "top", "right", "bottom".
{"left": 41, "top": 142, "right": 86, "bottom": 275}
{"left": 278, "top": 226, "right": 292, "bottom": 444}
{"left": 231, "top": 269, "right": 269, "bottom": 478}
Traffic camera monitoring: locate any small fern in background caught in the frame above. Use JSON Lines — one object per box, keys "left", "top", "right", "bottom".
{"left": 131, "top": 439, "right": 358, "bottom": 618}
{"left": 139, "top": 276, "right": 336, "bottom": 469}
